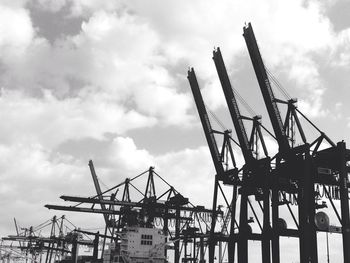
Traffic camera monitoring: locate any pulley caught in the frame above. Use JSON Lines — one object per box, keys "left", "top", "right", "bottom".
{"left": 314, "top": 211, "right": 330, "bottom": 231}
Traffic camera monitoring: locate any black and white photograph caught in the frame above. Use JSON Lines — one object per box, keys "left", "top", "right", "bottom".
{"left": 0, "top": 1, "right": 350, "bottom": 262}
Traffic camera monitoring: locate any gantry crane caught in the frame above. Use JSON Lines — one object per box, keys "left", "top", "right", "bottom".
{"left": 243, "top": 22, "right": 319, "bottom": 263}
{"left": 46, "top": 166, "right": 222, "bottom": 263}
{"left": 243, "top": 22, "right": 350, "bottom": 263}
{"left": 188, "top": 68, "right": 239, "bottom": 263}
{"left": 212, "top": 47, "right": 271, "bottom": 263}
{"left": 1, "top": 216, "right": 93, "bottom": 263}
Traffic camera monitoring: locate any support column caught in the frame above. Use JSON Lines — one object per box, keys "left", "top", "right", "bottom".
{"left": 271, "top": 169, "right": 280, "bottom": 263}
{"left": 71, "top": 235, "right": 78, "bottom": 263}
{"left": 164, "top": 212, "right": 168, "bottom": 259}
{"left": 228, "top": 185, "right": 238, "bottom": 263}
{"left": 175, "top": 207, "right": 180, "bottom": 263}
{"left": 262, "top": 178, "right": 271, "bottom": 263}
{"left": 93, "top": 232, "right": 99, "bottom": 260}
{"left": 307, "top": 152, "right": 318, "bottom": 263}
{"left": 238, "top": 171, "right": 248, "bottom": 263}
{"left": 299, "top": 150, "right": 318, "bottom": 263}
{"left": 209, "top": 176, "right": 219, "bottom": 263}
{"left": 199, "top": 237, "right": 205, "bottom": 263}
{"left": 338, "top": 142, "right": 350, "bottom": 263}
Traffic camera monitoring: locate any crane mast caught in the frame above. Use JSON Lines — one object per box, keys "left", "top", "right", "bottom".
{"left": 243, "top": 23, "right": 290, "bottom": 155}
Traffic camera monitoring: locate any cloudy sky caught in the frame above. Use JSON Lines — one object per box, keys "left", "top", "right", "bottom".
{"left": 0, "top": 0, "right": 350, "bottom": 262}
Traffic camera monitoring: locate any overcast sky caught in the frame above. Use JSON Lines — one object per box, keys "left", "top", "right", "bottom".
{"left": 0, "top": 0, "right": 350, "bottom": 262}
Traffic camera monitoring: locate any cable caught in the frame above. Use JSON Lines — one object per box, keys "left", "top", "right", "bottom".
{"left": 73, "top": 169, "right": 150, "bottom": 207}
{"left": 33, "top": 222, "right": 52, "bottom": 233}
{"left": 98, "top": 178, "right": 109, "bottom": 191}
{"left": 31, "top": 219, "right": 51, "bottom": 232}
{"left": 80, "top": 227, "right": 105, "bottom": 231}
{"left": 64, "top": 218, "right": 78, "bottom": 230}
{"left": 265, "top": 66, "right": 291, "bottom": 100}
{"left": 204, "top": 102, "right": 227, "bottom": 131}
{"left": 231, "top": 85, "right": 256, "bottom": 117}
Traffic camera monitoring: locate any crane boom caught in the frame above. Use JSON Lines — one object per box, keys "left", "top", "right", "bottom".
{"left": 188, "top": 68, "right": 230, "bottom": 263}
{"left": 89, "top": 160, "right": 109, "bottom": 225}
{"left": 243, "top": 23, "right": 290, "bottom": 154}
{"left": 45, "top": 204, "right": 122, "bottom": 215}
{"left": 187, "top": 68, "right": 225, "bottom": 176}
{"left": 213, "top": 48, "right": 253, "bottom": 164}
{"left": 59, "top": 195, "right": 215, "bottom": 213}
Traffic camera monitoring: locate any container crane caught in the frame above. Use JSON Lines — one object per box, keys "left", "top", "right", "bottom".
{"left": 212, "top": 47, "right": 271, "bottom": 263}
{"left": 46, "top": 166, "right": 222, "bottom": 263}
{"left": 241, "top": 22, "right": 350, "bottom": 263}
{"left": 242, "top": 23, "right": 289, "bottom": 157}
{"left": 188, "top": 68, "right": 239, "bottom": 263}
{"left": 243, "top": 22, "right": 319, "bottom": 263}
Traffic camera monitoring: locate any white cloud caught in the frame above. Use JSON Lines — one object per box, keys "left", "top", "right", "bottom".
{"left": 0, "top": 89, "right": 157, "bottom": 148}
{"left": 0, "top": 10, "right": 194, "bottom": 127}
{"left": 330, "top": 28, "right": 350, "bottom": 67}
{"left": 117, "top": 0, "right": 348, "bottom": 125}
{"left": 201, "top": 77, "right": 227, "bottom": 111}
{"left": 133, "top": 83, "right": 194, "bottom": 126}
{"left": 0, "top": 141, "right": 96, "bottom": 237}
{"left": 107, "top": 137, "right": 155, "bottom": 173}
{"left": 0, "top": 143, "right": 88, "bottom": 198}
{"left": 2, "top": 0, "right": 347, "bottom": 132}
{"left": 285, "top": 56, "right": 328, "bottom": 118}
{"left": 0, "top": 3, "right": 34, "bottom": 58}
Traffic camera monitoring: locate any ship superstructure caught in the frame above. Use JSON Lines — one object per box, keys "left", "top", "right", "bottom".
{"left": 104, "top": 226, "right": 166, "bottom": 263}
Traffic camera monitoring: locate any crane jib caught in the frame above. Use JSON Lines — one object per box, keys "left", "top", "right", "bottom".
{"left": 204, "top": 113, "right": 221, "bottom": 162}
{"left": 243, "top": 23, "right": 290, "bottom": 153}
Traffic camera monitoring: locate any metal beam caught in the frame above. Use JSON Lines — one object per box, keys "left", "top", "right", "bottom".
{"left": 243, "top": 23, "right": 290, "bottom": 155}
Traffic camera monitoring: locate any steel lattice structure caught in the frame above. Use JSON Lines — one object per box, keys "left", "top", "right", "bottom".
{"left": 188, "top": 22, "right": 350, "bottom": 263}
